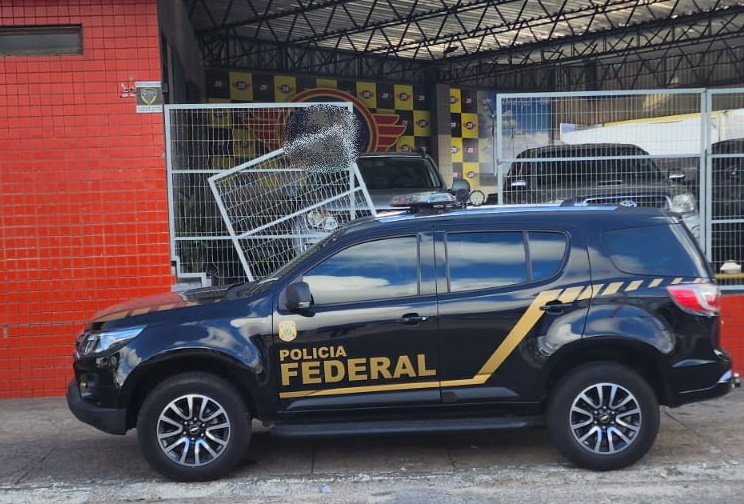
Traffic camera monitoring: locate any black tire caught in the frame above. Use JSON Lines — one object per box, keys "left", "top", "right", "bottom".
{"left": 136, "top": 372, "right": 251, "bottom": 481}
{"left": 547, "top": 362, "right": 659, "bottom": 471}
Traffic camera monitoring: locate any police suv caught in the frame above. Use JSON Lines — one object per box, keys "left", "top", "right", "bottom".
{"left": 67, "top": 193, "right": 739, "bottom": 481}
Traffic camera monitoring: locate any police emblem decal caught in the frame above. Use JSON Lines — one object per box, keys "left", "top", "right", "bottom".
{"left": 278, "top": 320, "right": 297, "bottom": 342}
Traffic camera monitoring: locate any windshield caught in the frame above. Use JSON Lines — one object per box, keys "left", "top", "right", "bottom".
{"left": 356, "top": 157, "right": 442, "bottom": 190}
{"left": 228, "top": 234, "right": 339, "bottom": 299}
{"left": 247, "top": 228, "right": 342, "bottom": 291}
{"left": 527, "top": 157, "right": 664, "bottom": 187}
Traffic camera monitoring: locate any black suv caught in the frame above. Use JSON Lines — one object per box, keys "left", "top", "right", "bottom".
{"left": 355, "top": 151, "right": 448, "bottom": 211}
{"left": 67, "top": 198, "right": 737, "bottom": 481}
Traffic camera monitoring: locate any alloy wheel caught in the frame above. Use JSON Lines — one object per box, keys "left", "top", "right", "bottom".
{"left": 569, "top": 382, "right": 642, "bottom": 455}
{"left": 155, "top": 393, "right": 231, "bottom": 467}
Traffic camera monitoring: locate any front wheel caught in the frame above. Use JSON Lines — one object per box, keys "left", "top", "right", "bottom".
{"left": 547, "top": 362, "right": 659, "bottom": 471}
{"left": 137, "top": 372, "right": 251, "bottom": 481}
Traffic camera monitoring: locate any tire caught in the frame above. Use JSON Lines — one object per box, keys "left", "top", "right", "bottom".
{"left": 547, "top": 362, "right": 659, "bottom": 471}
{"left": 136, "top": 372, "right": 251, "bottom": 481}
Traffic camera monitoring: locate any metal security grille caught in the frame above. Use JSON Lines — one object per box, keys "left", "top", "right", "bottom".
{"left": 706, "top": 90, "right": 744, "bottom": 289}
{"left": 494, "top": 89, "right": 744, "bottom": 289}
{"left": 165, "top": 102, "right": 375, "bottom": 285}
{"left": 209, "top": 148, "right": 373, "bottom": 281}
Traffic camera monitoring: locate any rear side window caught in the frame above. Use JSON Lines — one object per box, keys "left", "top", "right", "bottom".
{"left": 529, "top": 232, "right": 567, "bottom": 279}
{"left": 602, "top": 224, "right": 709, "bottom": 277}
{"left": 446, "top": 231, "right": 567, "bottom": 292}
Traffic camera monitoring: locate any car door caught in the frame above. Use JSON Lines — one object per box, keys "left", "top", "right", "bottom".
{"left": 274, "top": 231, "right": 440, "bottom": 413}
{"left": 435, "top": 223, "right": 591, "bottom": 405}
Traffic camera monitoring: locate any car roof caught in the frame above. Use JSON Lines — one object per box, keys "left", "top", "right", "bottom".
{"left": 712, "top": 138, "right": 744, "bottom": 152}
{"left": 516, "top": 143, "right": 650, "bottom": 158}
{"left": 358, "top": 151, "right": 431, "bottom": 159}
{"left": 337, "top": 204, "right": 677, "bottom": 237}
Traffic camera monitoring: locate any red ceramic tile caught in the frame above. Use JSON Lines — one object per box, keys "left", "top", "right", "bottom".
{"left": 0, "top": 0, "right": 168, "bottom": 399}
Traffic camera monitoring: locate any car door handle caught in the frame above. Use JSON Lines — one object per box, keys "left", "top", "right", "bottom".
{"left": 398, "top": 313, "right": 430, "bottom": 325}
{"left": 540, "top": 302, "right": 573, "bottom": 313}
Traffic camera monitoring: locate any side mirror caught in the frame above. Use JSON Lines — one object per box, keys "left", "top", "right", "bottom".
{"left": 286, "top": 282, "right": 312, "bottom": 311}
{"left": 509, "top": 179, "right": 529, "bottom": 190}
{"left": 668, "top": 171, "right": 686, "bottom": 182}
{"left": 450, "top": 178, "right": 471, "bottom": 204}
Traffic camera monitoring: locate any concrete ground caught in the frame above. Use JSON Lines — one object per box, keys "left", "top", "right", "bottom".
{"left": 0, "top": 392, "right": 742, "bottom": 503}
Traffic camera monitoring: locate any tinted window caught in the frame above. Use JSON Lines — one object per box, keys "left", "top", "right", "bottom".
{"left": 531, "top": 158, "right": 661, "bottom": 186}
{"left": 357, "top": 157, "right": 441, "bottom": 190}
{"left": 529, "top": 232, "right": 567, "bottom": 279}
{"left": 602, "top": 224, "right": 709, "bottom": 277}
{"left": 0, "top": 25, "right": 82, "bottom": 55}
{"left": 303, "top": 236, "right": 418, "bottom": 304}
{"left": 447, "top": 232, "right": 526, "bottom": 292}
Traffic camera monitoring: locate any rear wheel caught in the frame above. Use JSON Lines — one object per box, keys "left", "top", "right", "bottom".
{"left": 547, "top": 362, "right": 659, "bottom": 470}
{"left": 137, "top": 372, "right": 251, "bottom": 481}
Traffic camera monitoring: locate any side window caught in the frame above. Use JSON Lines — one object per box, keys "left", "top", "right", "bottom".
{"left": 446, "top": 231, "right": 567, "bottom": 292}
{"left": 447, "top": 232, "right": 526, "bottom": 292}
{"left": 529, "top": 232, "right": 567, "bottom": 280}
{"left": 303, "top": 236, "right": 418, "bottom": 305}
{"left": 602, "top": 225, "right": 707, "bottom": 277}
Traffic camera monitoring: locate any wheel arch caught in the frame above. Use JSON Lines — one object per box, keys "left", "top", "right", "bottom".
{"left": 124, "top": 350, "right": 259, "bottom": 431}
{"left": 544, "top": 338, "right": 672, "bottom": 406}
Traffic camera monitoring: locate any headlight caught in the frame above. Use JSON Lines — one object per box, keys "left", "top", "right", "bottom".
{"left": 305, "top": 209, "right": 338, "bottom": 231}
{"left": 671, "top": 193, "right": 697, "bottom": 214}
{"left": 79, "top": 326, "right": 145, "bottom": 356}
{"left": 321, "top": 215, "right": 338, "bottom": 231}
{"left": 306, "top": 209, "right": 325, "bottom": 228}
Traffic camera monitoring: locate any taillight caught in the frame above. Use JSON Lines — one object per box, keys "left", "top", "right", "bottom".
{"left": 666, "top": 283, "right": 720, "bottom": 316}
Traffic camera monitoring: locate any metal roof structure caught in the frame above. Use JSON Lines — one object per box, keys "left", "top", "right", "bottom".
{"left": 185, "top": 0, "right": 744, "bottom": 91}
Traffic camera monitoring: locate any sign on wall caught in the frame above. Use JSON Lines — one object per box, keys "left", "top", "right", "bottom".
{"left": 205, "top": 69, "right": 501, "bottom": 189}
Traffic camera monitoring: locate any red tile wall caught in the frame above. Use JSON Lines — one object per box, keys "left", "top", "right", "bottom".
{"left": 721, "top": 294, "right": 744, "bottom": 377}
{"left": 0, "top": 0, "right": 172, "bottom": 397}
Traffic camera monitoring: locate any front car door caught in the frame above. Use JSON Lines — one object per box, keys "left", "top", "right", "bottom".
{"left": 273, "top": 230, "right": 440, "bottom": 414}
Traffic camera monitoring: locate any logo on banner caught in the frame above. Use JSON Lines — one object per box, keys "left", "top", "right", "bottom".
{"left": 291, "top": 88, "right": 406, "bottom": 152}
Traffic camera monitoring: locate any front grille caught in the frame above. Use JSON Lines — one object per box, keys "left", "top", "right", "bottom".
{"left": 582, "top": 194, "right": 670, "bottom": 209}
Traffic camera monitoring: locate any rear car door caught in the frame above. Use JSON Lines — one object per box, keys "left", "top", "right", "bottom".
{"left": 435, "top": 223, "right": 592, "bottom": 405}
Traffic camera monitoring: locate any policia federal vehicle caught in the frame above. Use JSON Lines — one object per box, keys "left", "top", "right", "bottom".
{"left": 67, "top": 193, "right": 739, "bottom": 481}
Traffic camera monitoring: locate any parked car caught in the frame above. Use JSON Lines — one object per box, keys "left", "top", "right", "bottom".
{"left": 68, "top": 195, "right": 738, "bottom": 481}
{"left": 710, "top": 138, "right": 744, "bottom": 271}
{"left": 490, "top": 143, "right": 700, "bottom": 238}
{"left": 292, "top": 149, "right": 469, "bottom": 253}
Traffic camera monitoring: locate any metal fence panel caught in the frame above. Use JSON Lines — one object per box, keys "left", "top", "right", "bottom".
{"left": 707, "top": 90, "right": 744, "bottom": 289}
{"left": 495, "top": 89, "right": 744, "bottom": 289}
{"left": 165, "top": 102, "right": 374, "bottom": 285}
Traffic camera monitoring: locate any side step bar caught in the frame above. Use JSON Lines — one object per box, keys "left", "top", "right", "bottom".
{"left": 271, "top": 416, "right": 539, "bottom": 438}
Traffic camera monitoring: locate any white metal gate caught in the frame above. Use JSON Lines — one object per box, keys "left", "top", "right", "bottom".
{"left": 493, "top": 89, "right": 744, "bottom": 289}
{"left": 165, "top": 102, "right": 376, "bottom": 285}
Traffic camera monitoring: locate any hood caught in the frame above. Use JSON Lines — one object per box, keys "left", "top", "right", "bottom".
{"left": 369, "top": 189, "right": 434, "bottom": 211}
{"left": 323, "top": 188, "right": 448, "bottom": 214}
{"left": 91, "top": 285, "right": 231, "bottom": 325}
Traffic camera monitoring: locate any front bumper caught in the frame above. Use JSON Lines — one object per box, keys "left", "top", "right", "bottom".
{"left": 66, "top": 380, "right": 128, "bottom": 435}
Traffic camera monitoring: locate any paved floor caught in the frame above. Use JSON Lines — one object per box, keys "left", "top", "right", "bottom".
{"left": 0, "top": 392, "right": 743, "bottom": 503}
